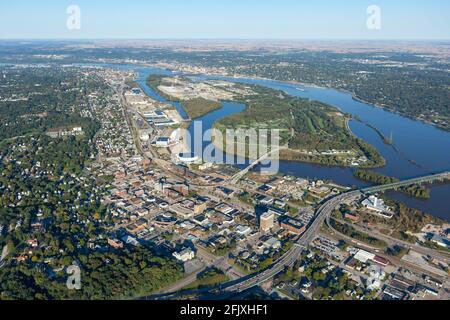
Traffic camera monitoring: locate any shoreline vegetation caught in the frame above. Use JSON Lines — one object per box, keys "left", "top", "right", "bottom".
{"left": 287, "top": 79, "right": 446, "bottom": 133}
{"left": 146, "top": 74, "right": 385, "bottom": 169}
{"left": 181, "top": 98, "right": 221, "bottom": 120}
{"left": 213, "top": 84, "right": 385, "bottom": 169}
{"left": 146, "top": 75, "right": 221, "bottom": 120}
{"left": 174, "top": 70, "right": 449, "bottom": 133}
{"left": 355, "top": 118, "right": 395, "bottom": 147}
{"left": 361, "top": 199, "right": 446, "bottom": 243}
{"left": 220, "top": 58, "right": 449, "bottom": 132}
{"left": 354, "top": 169, "right": 431, "bottom": 200}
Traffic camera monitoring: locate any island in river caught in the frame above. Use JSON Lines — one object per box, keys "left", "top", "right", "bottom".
{"left": 108, "top": 63, "right": 449, "bottom": 220}
{"left": 147, "top": 74, "right": 385, "bottom": 169}
{"left": 147, "top": 75, "right": 222, "bottom": 120}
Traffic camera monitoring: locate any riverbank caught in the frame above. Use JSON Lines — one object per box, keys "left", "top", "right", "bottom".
{"left": 125, "top": 63, "right": 450, "bottom": 221}
{"left": 209, "top": 71, "right": 450, "bottom": 133}
{"left": 210, "top": 128, "right": 385, "bottom": 170}
{"left": 146, "top": 74, "right": 228, "bottom": 120}
{"left": 146, "top": 72, "right": 385, "bottom": 169}
{"left": 354, "top": 169, "right": 431, "bottom": 200}
{"left": 210, "top": 86, "right": 385, "bottom": 169}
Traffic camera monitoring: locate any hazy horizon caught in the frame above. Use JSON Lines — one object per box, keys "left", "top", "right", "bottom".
{"left": 1, "top": 0, "right": 449, "bottom": 40}
{"left": 1, "top": 38, "right": 450, "bottom": 42}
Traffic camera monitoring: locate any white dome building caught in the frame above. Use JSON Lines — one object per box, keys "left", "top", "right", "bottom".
{"left": 177, "top": 152, "right": 200, "bottom": 165}
{"left": 140, "top": 133, "right": 150, "bottom": 142}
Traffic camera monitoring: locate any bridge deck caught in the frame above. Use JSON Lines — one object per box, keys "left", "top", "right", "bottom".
{"left": 362, "top": 172, "right": 450, "bottom": 193}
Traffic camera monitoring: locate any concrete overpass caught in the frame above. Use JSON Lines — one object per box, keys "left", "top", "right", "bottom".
{"left": 146, "top": 171, "right": 450, "bottom": 299}
{"left": 229, "top": 147, "right": 285, "bottom": 184}
{"left": 221, "top": 171, "right": 450, "bottom": 293}
{"left": 213, "top": 191, "right": 363, "bottom": 294}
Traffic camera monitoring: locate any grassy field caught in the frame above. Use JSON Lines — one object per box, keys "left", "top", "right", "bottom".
{"left": 183, "top": 268, "right": 230, "bottom": 290}
{"left": 330, "top": 218, "right": 388, "bottom": 248}
{"left": 147, "top": 75, "right": 222, "bottom": 119}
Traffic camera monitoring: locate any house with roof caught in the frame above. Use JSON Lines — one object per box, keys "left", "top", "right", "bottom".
{"left": 173, "top": 248, "right": 195, "bottom": 263}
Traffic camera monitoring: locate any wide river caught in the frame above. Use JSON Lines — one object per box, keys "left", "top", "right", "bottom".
{"left": 104, "top": 64, "right": 450, "bottom": 221}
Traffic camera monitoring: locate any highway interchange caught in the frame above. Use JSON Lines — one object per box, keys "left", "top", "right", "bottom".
{"left": 121, "top": 79, "right": 450, "bottom": 299}
{"left": 147, "top": 171, "right": 450, "bottom": 299}
{"left": 224, "top": 172, "right": 450, "bottom": 293}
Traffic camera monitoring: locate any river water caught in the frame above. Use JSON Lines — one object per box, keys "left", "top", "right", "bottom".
{"left": 104, "top": 64, "right": 450, "bottom": 221}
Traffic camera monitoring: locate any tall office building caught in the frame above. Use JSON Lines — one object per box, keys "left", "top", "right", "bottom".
{"left": 260, "top": 212, "right": 275, "bottom": 232}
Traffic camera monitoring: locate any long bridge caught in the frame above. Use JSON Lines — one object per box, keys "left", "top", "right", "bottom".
{"left": 362, "top": 171, "right": 450, "bottom": 194}
{"left": 147, "top": 171, "right": 450, "bottom": 299}
{"left": 225, "top": 171, "right": 450, "bottom": 293}
{"left": 229, "top": 147, "right": 285, "bottom": 184}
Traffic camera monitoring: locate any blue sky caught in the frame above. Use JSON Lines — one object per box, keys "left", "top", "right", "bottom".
{"left": 0, "top": 0, "right": 449, "bottom": 40}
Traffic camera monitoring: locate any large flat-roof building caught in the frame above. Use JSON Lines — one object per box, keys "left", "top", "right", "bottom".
{"left": 280, "top": 217, "right": 306, "bottom": 236}
{"left": 173, "top": 248, "right": 195, "bottom": 263}
{"left": 362, "top": 196, "right": 392, "bottom": 214}
{"left": 260, "top": 212, "right": 275, "bottom": 233}
{"left": 154, "top": 137, "right": 171, "bottom": 147}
